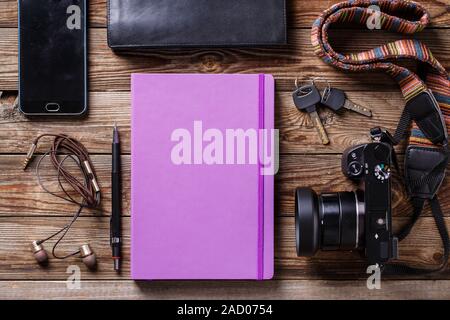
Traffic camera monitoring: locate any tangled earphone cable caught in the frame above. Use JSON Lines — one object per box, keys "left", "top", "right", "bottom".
{"left": 24, "top": 134, "right": 101, "bottom": 268}
{"left": 24, "top": 134, "right": 101, "bottom": 206}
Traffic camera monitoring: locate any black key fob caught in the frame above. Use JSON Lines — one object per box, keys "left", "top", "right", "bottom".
{"left": 293, "top": 84, "right": 321, "bottom": 112}
{"left": 321, "top": 87, "right": 346, "bottom": 112}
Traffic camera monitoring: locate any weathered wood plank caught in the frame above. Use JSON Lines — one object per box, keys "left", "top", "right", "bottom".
{"left": 0, "top": 155, "right": 130, "bottom": 216}
{"left": 1, "top": 279, "right": 450, "bottom": 300}
{"left": 1, "top": 154, "right": 448, "bottom": 217}
{"left": 0, "top": 216, "right": 448, "bottom": 280}
{"left": 0, "top": 90, "right": 426, "bottom": 154}
{"left": 0, "top": 28, "right": 448, "bottom": 92}
{"left": 1, "top": 0, "right": 449, "bottom": 300}
{"left": 1, "top": 0, "right": 449, "bottom": 28}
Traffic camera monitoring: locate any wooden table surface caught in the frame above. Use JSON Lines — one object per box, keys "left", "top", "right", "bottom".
{"left": 0, "top": 0, "right": 449, "bottom": 300}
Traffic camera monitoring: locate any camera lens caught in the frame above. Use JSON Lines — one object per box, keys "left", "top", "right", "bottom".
{"left": 295, "top": 188, "right": 365, "bottom": 256}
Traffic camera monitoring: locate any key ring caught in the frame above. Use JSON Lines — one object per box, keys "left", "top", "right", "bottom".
{"left": 305, "top": 77, "right": 332, "bottom": 101}
{"left": 294, "top": 77, "right": 332, "bottom": 99}
{"left": 294, "top": 77, "right": 315, "bottom": 90}
{"left": 321, "top": 80, "right": 332, "bottom": 101}
{"left": 294, "top": 77, "right": 330, "bottom": 90}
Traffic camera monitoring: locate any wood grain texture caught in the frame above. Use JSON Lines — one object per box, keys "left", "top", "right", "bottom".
{"left": 1, "top": 154, "right": 448, "bottom": 218}
{"left": 2, "top": 0, "right": 449, "bottom": 28}
{"left": 0, "top": 216, "right": 448, "bottom": 281}
{"left": 0, "top": 90, "right": 429, "bottom": 154}
{"left": 1, "top": 280, "right": 450, "bottom": 300}
{"left": 0, "top": 28, "right": 449, "bottom": 92}
{"left": 1, "top": 0, "right": 450, "bottom": 300}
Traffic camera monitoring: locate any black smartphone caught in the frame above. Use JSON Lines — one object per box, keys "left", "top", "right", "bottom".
{"left": 18, "top": 0, "right": 87, "bottom": 116}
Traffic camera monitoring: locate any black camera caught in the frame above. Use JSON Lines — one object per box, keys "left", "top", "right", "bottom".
{"left": 295, "top": 129, "right": 399, "bottom": 266}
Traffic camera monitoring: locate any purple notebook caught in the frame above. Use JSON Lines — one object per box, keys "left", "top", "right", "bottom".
{"left": 131, "top": 74, "right": 275, "bottom": 280}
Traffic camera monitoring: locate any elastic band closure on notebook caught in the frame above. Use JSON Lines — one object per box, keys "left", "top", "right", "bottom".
{"left": 257, "top": 74, "right": 265, "bottom": 280}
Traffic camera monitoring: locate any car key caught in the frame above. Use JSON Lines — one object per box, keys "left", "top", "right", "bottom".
{"left": 293, "top": 84, "right": 330, "bottom": 145}
{"left": 321, "top": 87, "right": 372, "bottom": 117}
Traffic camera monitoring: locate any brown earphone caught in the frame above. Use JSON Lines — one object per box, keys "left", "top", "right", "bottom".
{"left": 24, "top": 134, "right": 101, "bottom": 270}
{"left": 31, "top": 241, "right": 97, "bottom": 270}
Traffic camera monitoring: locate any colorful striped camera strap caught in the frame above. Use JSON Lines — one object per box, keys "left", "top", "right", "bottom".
{"left": 312, "top": 0, "right": 449, "bottom": 274}
{"left": 312, "top": 0, "right": 449, "bottom": 147}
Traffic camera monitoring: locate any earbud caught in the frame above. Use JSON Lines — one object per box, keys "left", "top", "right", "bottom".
{"left": 31, "top": 240, "right": 49, "bottom": 265}
{"left": 80, "top": 244, "right": 97, "bottom": 270}
{"left": 31, "top": 240, "right": 97, "bottom": 269}
{"left": 25, "top": 134, "right": 101, "bottom": 271}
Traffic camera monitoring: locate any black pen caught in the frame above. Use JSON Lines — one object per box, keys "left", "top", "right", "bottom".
{"left": 111, "top": 123, "right": 122, "bottom": 271}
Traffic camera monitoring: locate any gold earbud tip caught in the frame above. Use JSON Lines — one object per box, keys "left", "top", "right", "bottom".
{"left": 80, "top": 244, "right": 97, "bottom": 270}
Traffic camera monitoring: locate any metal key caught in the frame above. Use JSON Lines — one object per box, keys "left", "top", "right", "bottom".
{"left": 293, "top": 84, "right": 330, "bottom": 145}
{"left": 321, "top": 87, "right": 372, "bottom": 117}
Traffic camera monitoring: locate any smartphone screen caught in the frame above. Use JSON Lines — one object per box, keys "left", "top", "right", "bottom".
{"left": 19, "top": 0, "right": 87, "bottom": 115}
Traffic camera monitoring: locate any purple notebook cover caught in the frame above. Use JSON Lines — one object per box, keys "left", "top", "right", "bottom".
{"left": 131, "top": 74, "right": 274, "bottom": 280}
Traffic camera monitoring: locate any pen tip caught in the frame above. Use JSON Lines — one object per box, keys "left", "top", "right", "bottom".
{"left": 114, "top": 259, "right": 120, "bottom": 271}
{"left": 113, "top": 123, "right": 120, "bottom": 142}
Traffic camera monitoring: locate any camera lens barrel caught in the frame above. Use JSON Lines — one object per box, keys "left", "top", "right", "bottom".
{"left": 295, "top": 188, "right": 320, "bottom": 256}
{"left": 320, "top": 193, "right": 341, "bottom": 250}
{"left": 295, "top": 188, "right": 365, "bottom": 256}
{"left": 338, "top": 191, "right": 365, "bottom": 250}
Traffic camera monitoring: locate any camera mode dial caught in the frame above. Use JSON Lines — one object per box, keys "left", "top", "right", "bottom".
{"left": 374, "top": 164, "right": 391, "bottom": 181}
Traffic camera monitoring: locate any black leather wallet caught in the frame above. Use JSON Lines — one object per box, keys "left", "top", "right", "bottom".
{"left": 107, "top": 0, "right": 287, "bottom": 49}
